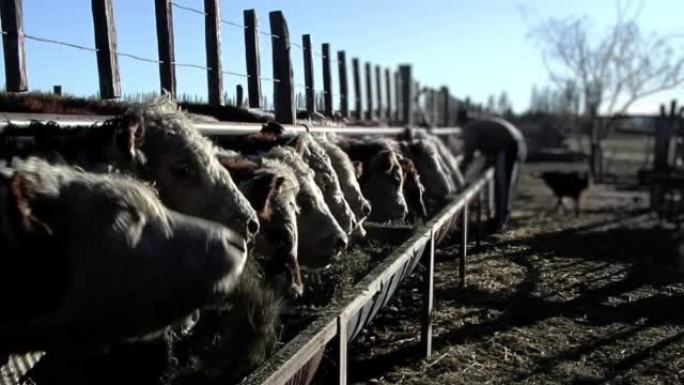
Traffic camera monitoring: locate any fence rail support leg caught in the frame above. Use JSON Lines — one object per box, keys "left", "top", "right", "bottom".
{"left": 476, "top": 190, "right": 482, "bottom": 249}
{"left": 420, "top": 230, "right": 435, "bottom": 358}
{"left": 459, "top": 204, "right": 468, "bottom": 288}
{"left": 335, "top": 316, "right": 347, "bottom": 385}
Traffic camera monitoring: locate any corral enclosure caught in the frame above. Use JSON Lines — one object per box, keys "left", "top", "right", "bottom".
{"left": 0, "top": 1, "right": 499, "bottom": 385}
{"left": 2, "top": 1, "right": 683, "bottom": 385}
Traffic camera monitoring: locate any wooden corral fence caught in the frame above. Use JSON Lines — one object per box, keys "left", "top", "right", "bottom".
{"left": 0, "top": 1, "right": 497, "bottom": 385}
{"left": 0, "top": 0, "right": 484, "bottom": 125}
{"left": 635, "top": 100, "right": 684, "bottom": 221}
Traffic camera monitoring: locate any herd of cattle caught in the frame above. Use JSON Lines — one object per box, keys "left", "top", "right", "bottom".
{"left": 0, "top": 96, "right": 471, "bottom": 383}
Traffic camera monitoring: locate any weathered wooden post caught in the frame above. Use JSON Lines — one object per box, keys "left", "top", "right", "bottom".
{"left": 91, "top": 0, "right": 120, "bottom": 99}
{"left": 423, "top": 87, "right": 432, "bottom": 126}
{"left": 154, "top": 0, "right": 176, "bottom": 97}
{"left": 302, "top": 34, "right": 315, "bottom": 114}
{"left": 399, "top": 65, "right": 413, "bottom": 126}
{"left": 270, "top": 11, "right": 295, "bottom": 124}
{"left": 589, "top": 105, "right": 603, "bottom": 180}
{"left": 243, "top": 9, "right": 261, "bottom": 108}
{"left": 204, "top": 0, "right": 223, "bottom": 105}
{"left": 375, "top": 65, "right": 383, "bottom": 119}
{"left": 337, "top": 50, "right": 349, "bottom": 118}
{"left": 322, "top": 43, "right": 333, "bottom": 117}
{"left": 384, "top": 68, "right": 392, "bottom": 120}
{"left": 236, "top": 84, "right": 243, "bottom": 107}
{"left": 394, "top": 70, "right": 402, "bottom": 123}
{"left": 365, "top": 62, "right": 374, "bottom": 120}
{"left": 352, "top": 58, "right": 362, "bottom": 121}
{"left": 441, "top": 86, "right": 450, "bottom": 127}
{"left": 0, "top": 0, "right": 27, "bottom": 92}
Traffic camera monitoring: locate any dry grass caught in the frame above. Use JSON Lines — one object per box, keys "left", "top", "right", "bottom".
{"left": 346, "top": 150, "right": 684, "bottom": 385}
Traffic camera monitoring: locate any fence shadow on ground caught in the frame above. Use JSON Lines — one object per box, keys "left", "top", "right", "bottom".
{"left": 349, "top": 208, "right": 684, "bottom": 383}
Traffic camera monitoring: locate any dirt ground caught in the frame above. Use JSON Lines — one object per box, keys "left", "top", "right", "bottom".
{"left": 347, "top": 150, "right": 684, "bottom": 384}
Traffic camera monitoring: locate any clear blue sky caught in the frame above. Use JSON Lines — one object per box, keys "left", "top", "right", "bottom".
{"left": 4, "top": 0, "right": 683, "bottom": 113}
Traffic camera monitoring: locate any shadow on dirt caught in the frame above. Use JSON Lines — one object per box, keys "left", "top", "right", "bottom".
{"left": 349, "top": 208, "right": 684, "bottom": 383}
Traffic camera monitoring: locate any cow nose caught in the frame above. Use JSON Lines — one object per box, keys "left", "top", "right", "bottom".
{"left": 362, "top": 202, "right": 371, "bottom": 217}
{"left": 247, "top": 218, "right": 260, "bottom": 238}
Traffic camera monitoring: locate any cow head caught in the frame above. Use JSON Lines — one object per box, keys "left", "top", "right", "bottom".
{"left": 219, "top": 153, "right": 304, "bottom": 298}
{"left": 116, "top": 98, "right": 260, "bottom": 242}
{"left": 0, "top": 158, "right": 249, "bottom": 353}
{"left": 291, "top": 134, "right": 358, "bottom": 237}
{"left": 360, "top": 150, "right": 408, "bottom": 222}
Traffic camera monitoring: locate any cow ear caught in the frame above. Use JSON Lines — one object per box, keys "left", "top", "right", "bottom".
{"left": 114, "top": 113, "right": 145, "bottom": 160}
{"left": 8, "top": 172, "right": 52, "bottom": 237}
{"left": 217, "top": 154, "right": 259, "bottom": 181}
{"left": 249, "top": 174, "right": 282, "bottom": 221}
{"left": 293, "top": 137, "right": 307, "bottom": 155}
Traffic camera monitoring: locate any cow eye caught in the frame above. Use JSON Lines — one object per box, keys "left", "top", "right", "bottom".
{"left": 172, "top": 163, "right": 198, "bottom": 180}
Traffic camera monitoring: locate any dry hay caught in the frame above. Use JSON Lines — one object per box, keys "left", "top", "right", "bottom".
{"left": 345, "top": 157, "right": 684, "bottom": 385}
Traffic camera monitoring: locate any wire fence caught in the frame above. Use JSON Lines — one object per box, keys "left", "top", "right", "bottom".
{"left": 0, "top": 0, "right": 469, "bottom": 127}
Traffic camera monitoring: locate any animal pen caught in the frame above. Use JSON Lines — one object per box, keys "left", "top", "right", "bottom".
{"left": 0, "top": 1, "right": 498, "bottom": 385}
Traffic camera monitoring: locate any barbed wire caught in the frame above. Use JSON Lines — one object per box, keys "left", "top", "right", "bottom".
{"left": 170, "top": 1, "right": 279, "bottom": 39}
{"left": 1, "top": 18, "right": 377, "bottom": 96}
{"left": 3, "top": 29, "right": 279, "bottom": 82}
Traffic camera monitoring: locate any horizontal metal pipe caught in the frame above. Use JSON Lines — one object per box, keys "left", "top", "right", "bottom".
{"left": 0, "top": 112, "right": 461, "bottom": 136}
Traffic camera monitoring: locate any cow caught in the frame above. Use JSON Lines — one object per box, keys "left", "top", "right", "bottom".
{"left": 216, "top": 126, "right": 360, "bottom": 239}
{"left": 288, "top": 133, "right": 359, "bottom": 237}
{"left": 218, "top": 150, "right": 303, "bottom": 297}
{"left": 398, "top": 156, "right": 429, "bottom": 221}
{"left": 315, "top": 135, "right": 372, "bottom": 227}
{"left": 398, "top": 139, "right": 454, "bottom": 213}
{"left": 409, "top": 129, "right": 465, "bottom": 190}
{"left": 0, "top": 157, "right": 248, "bottom": 355}
{"left": 261, "top": 146, "right": 347, "bottom": 267}
{"left": 9, "top": 97, "right": 260, "bottom": 242}
{"left": 334, "top": 138, "right": 408, "bottom": 222}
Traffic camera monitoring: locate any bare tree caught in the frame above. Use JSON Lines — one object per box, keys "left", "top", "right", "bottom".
{"left": 528, "top": 0, "right": 684, "bottom": 117}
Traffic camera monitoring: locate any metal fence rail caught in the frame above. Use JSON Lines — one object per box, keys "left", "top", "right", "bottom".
{"left": 0, "top": 112, "right": 461, "bottom": 137}
{"left": 242, "top": 167, "right": 496, "bottom": 385}
{"left": 0, "top": 110, "right": 481, "bottom": 385}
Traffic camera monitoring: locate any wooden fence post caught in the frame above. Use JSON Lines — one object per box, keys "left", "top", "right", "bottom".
{"left": 440, "top": 87, "right": 450, "bottom": 126}
{"left": 394, "top": 70, "right": 402, "bottom": 123}
{"left": 0, "top": 0, "right": 27, "bottom": 92}
{"left": 384, "top": 68, "right": 392, "bottom": 120}
{"left": 243, "top": 9, "right": 261, "bottom": 108}
{"left": 337, "top": 50, "right": 349, "bottom": 118}
{"left": 375, "top": 65, "right": 383, "bottom": 119}
{"left": 91, "top": 0, "right": 120, "bottom": 99}
{"left": 154, "top": 0, "right": 176, "bottom": 97}
{"left": 365, "top": 62, "right": 374, "bottom": 120}
{"left": 270, "top": 11, "right": 295, "bottom": 124}
{"left": 322, "top": 43, "right": 333, "bottom": 116}
{"left": 236, "top": 84, "right": 243, "bottom": 107}
{"left": 302, "top": 34, "right": 315, "bottom": 114}
{"left": 352, "top": 58, "right": 362, "bottom": 121}
{"left": 204, "top": 0, "right": 223, "bottom": 105}
{"left": 399, "top": 65, "right": 413, "bottom": 126}
{"left": 432, "top": 89, "right": 440, "bottom": 127}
